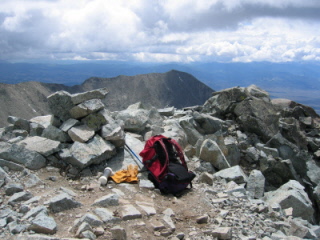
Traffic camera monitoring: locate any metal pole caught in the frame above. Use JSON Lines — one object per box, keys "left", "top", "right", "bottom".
{"left": 125, "top": 143, "right": 143, "bottom": 169}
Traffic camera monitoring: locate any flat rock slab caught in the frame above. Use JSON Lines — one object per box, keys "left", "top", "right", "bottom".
{"left": 47, "top": 193, "right": 82, "bottom": 213}
{"left": 60, "top": 118, "right": 79, "bottom": 132}
{"left": 94, "top": 208, "right": 121, "bottom": 223}
{"left": 8, "top": 191, "right": 33, "bottom": 206}
{"left": 28, "top": 212, "right": 57, "bottom": 234}
{"left": 71, "top": 88, "right": 109, "bottom": 105}
{"left": 0, "top": 159, "right": 24, "bottom": 171}
{"left": 70, "top": 99, "right": 105, "bottom": 119}
{"left": 23, "top": 206, "right": 48, "bottom": 220}
{"left": 60, "top": 135, "right": 116, "bottom": 169}
{"left": 92, "top": 194, "right": 119, "bottom": 207}
{"left": 0, "top": 142, "right": 46, "bottom": 170}
{"left": 136, "top": 201, "right": 156, "bottom": 216}
{"left": 79, "top": 213, "right": 103, "bottom": 227}
{"left": 68, "top": 125, "right": 95, "bottom": 143}
{"left": 18, "top": 136, "right": 61, "bottom": 157}
{"left": 121, "top": 204, "right": 142, "bottom": 221}
{"left": 29, "top": 115, "right": 58, "bottom": 129}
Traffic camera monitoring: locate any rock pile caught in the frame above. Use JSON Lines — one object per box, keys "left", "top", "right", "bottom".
{"left": 0, "top": 84, "right": 320, "bottom": 239}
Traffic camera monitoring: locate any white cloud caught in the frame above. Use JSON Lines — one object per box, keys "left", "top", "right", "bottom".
{"left": 0, "top": 0, "right": 319, "bottom": 62}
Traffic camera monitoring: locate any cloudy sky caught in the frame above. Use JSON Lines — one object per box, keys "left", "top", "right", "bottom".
{"left": 1, "top": 0, "right": 320, "bottom": 63}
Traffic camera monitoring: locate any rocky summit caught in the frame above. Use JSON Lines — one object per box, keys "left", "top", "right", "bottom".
{"left": 1, "top": 85, "right": 320, "bottom": 240}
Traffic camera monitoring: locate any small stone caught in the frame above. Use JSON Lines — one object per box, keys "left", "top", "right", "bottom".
{"left": 47, "top": 176, "right": 57, "bottom": 182}
{"left": 76, "top": 222, "right": 92, "bottom": 237}
{"left": 196, "top": 214, "right": 209, "bottom": 224}
{"left": 28, "top": 212, "right": 57, "bottom": 234}
{"left": 198, "top": 172, "right": 214, "bottom": 185}
{"left": 81, "top": 230, "right": 96, "bottom": 240}
{"left": 121, "top": 205, "right": 142, "bottom": 221}
{"left": 92, "top": 193, "right": 119, "bottom": 207}
{"left": 284, "top": 207, "right": 293, "bottom": 217}
{"left": 110, "top": 226, "right": 127, "bottom": 240}
{"left": 139, "top": 179, "right": 155, "bottom": 189}
{"left": 94, "top": 227, "right": 105, "bottom": 236}
{"left": 163, "top": 208, "right": 175, "bottom": 217}
{"left": 210, "top": 227, "right": 232, "bottom": 240}
{"left": 176, "top": 232, "right": 185, "bottom": 240}
{"left": 8, "top": 191, "right": 33, "bottom": 206}
{"left": 150, "top": 219, "right": 165, "bottom": 231}
{"left": 5, "top": 183, "right": 24, "bottom": 196}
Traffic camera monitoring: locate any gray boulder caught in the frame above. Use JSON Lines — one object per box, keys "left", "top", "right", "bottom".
{"left": 101, "top": 120, "right": 125, "bottom": 144}
{"left": 287, "top": 219, "right": 318, "bottom": 239}
{"left": 306, "top": 160, "right": 320, "bottom": 186}
{"left": 4, "top": 183, "right": 24, "bottom": 196}
{"left": 198, "top": 172, "right": 214, "bottom": 185}
{"left": 255, "top": 143, "right": 279, "bottom": 158}
{"left": 158, "top": 107, "right": 175, "bottom": 116}
{"left": 0, "top": 142, "right": 46, "bottom": 170}
{"left": 213, "top": 165, "right": 248, "bottom": 184}
{"left": 0, "top": 166, "right": 10, "bottom": 187}
{"left": 68, "top": 125, "right": 95, "bottom": 143}
{"left": 116, "top": 108, "right": 149, "bottom": 133}
{"left": 245, "top": 84, "right": 270, "bottom": 101}
{"left": 163, "top": 119, "right": 188, "bottom": 148}
{"left": 59, "top": 135, "right": 116, "bottom": 169}
{"left": 279, "top": 117, "right": 308, "bottom": 150}
{"left": 0, "top": 159, "right": 24, "bottom": 171}
{"left": 29, "top": 115, "right": 61, "bottom": 129}
{"left": 7, "top": 116, "right": 30, "bottom": 132}
{"left": 71, "top": 88, "right": 109, "bottom": 105}
{"left": 271, "top": 98, "right": 319, "bottom": 119}
{"left": 47, "top": 91, "right": 75, "bottom": 121}
{"left": 41, "top": 125, "right": 71, "bottom": 143}
{"left": 75, "top": 222, "right": 93, "bottom": 238}
{"left": 147, "top": 107, "right": 164, "bottom": 126}
{"left": 18, "top": 136, "right": 62, "bottom": 157}
{"left": 245, "top": 146, "right": 260, "bottom": 163}
{"left": 94, "top": 208, "right": 121, "bottom": 223}
{"left": 224, "top": 136, "right": 240, "bottom": 166}
{"left": 234, "top": 97, "right": 279, "bottom": 142}
{"left": 81, "top": 111, "right": 108, "bottom": 131}
{"left": 264, "top": 180, "right": 314, "bottom": 222}
{"left": 199, "top": 139, "right": 230, "bottom": 170}
{"left": 28, "top": 212, "right": 57, "bottom": 234}
{"left": 8, "top": 191, "right": 33, "bottom": 206}
{"left": 267, "top": 132, "right": 298, "bottom": 157}
{"left": 59, "top": 118, "right": 80, "bottom": 132}
{"left": 260, "top": 156, "right": 300, "bottom": 189}
{"left": 29, "top": 122, "right": 45, "bottom": 137}
{"left": 246, "top": 170, "right": 265, "bottom": 199}
{"left": 47, "top": 193, "right": 82, "bottom": 213}
{"left": 78, "top": 213, "right": 103, "bottom": 227}
{"left": 23, "top": 206, "right": 48, "bottom": 220}
{"left": 193, "top": 112, "right": 227, "bottom": 134}
{"left": 92, "top": 194, "right": 119, "bottom": 207}
{"left": 8, "top": 221, "right": 28, "bottom": 234}
{"left": 179, "top": 116, "right": 203, "bottom": 145}
{"left": 69, "top": 99, "right": 105, "bottom": 119}
{"left": 202, "top": 86, "right": 247, "bottom": 117}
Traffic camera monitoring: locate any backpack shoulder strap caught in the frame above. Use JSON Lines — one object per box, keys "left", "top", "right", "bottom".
{"left": 168, "top": 138, "right": 188, "bottom": 170}
{"left": 156, "top": 138, "right": 170, "bottom": 178}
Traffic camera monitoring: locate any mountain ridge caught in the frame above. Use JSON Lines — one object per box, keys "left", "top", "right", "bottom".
{"left": 0, "top": 70, "right": 214, "bottom": 127}
{"left": 1, "top": 61, "right": 319, "bottom": 113}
